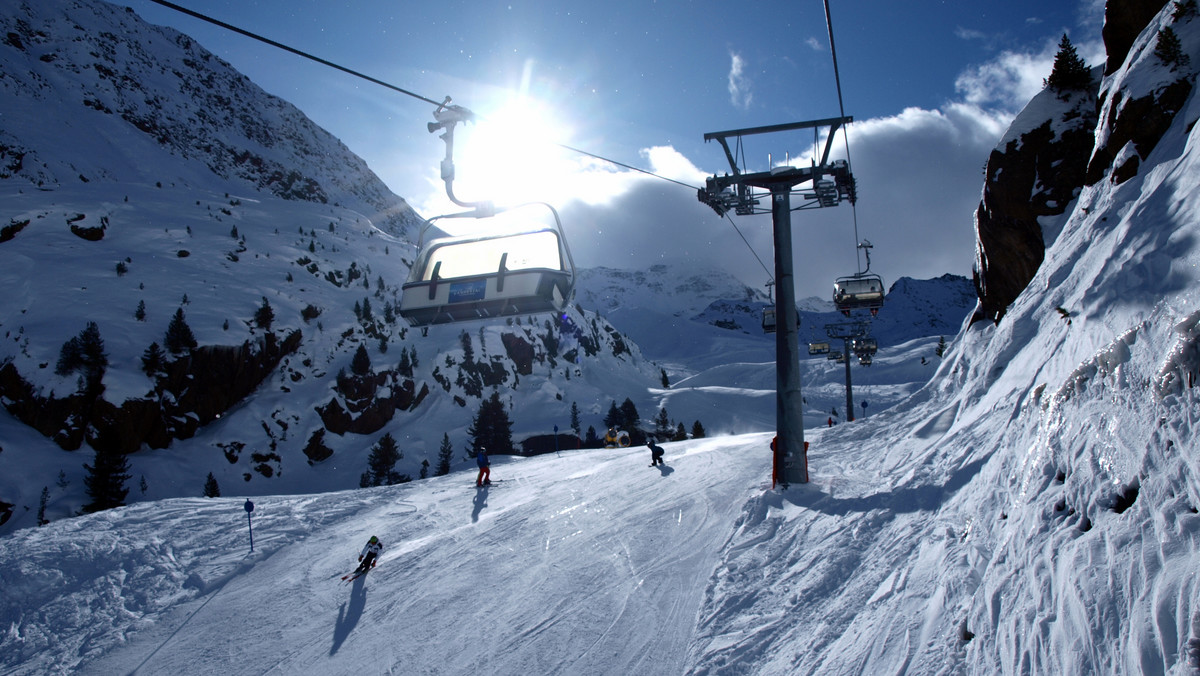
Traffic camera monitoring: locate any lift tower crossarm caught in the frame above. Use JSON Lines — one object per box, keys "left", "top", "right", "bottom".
{"left": 703, "top": 116, "right": 852, "bottom": 175}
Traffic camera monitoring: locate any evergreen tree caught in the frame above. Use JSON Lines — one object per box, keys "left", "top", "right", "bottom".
{"left": 569, "top": 401, "right": 582, "bottom": 437}
{"left": 654, "top": 408, "right": 673, "bottom": 438}
{"left": 467, "top": 390, "right": 515, "bottom": 456}
{"left": 55, "top": 322, "right": 108, "bottom": 392}
{"left": 164, "top": 307, "right": 198, "bottom": 354}
{"left": 660, "top": 368, "right": 670, "bottom": 388}
{"left": 203, "top": 472, "right": 220, "bottom": 497}
{"left": 37, "top": 486, "right": 49, "bottom": 526}
{"left": 619, "top": 398, "right": 641, "bottom": 431}
{"left": 351, "top": 343, "right": 372, "bottom": 376}
{"left": 254, "top": 296, "right": 275, "bottom": 330}
{"left": 398, "top": 348, "right": 413, "bottom": 378}
{"left": 436, "top": 433, "right": 454, "bottom": 476}
{"left": 1155, "top": 26, "right": 1189, "bottom": 69}
{"left": 360, "top": 432, "right": 405, "bottom": 486}
{"left": 139, "top": 475, "right": 148, "bottom": 494}
{"left": 420, "top": 459, "right": 429, "bottom": 480}
{"left": 141, "top": 342, "right": 166, "bottom": 377}
{"left": 134, "top": 300, "right": 146, "bottom": 321}
{"left": 603, "top": 401, "right": 622, "bottom": 429}
{"left": 82, "top": 441, "right": 131, "bottom": 513}
{"left": 460, "top": 331, "right": 475, "bottom": 363}
{"left": 361, "top": 297, "right": 373, "bottom": 320}
{"left": 674, "top": 422, "right": 689, "bottom": 442}
{"left": 1045, "top": 33, "right": 1093, "bottom": 92}
{"left": 936, "top": 335, "right": 947, "bottom": 358}
{"left": 584, "top": 425, "right": 601, "bottom": 448}
{"left": 691, "top": 420, "right": 707, "bottom": 439}
{"left": 1173, "top": 0, "right": 1198, "bottom": 20}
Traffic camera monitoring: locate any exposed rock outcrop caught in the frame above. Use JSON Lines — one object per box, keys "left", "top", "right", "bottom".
{"left": 1085, "top": 78, "right": 1193, "bottom": 186}
{"left": 0, "top": 330, "right": 301, "bottom": 453}
{"left": 317, "top": 368, "right": 418, "bottom": 436}
{"left": 1103, "top": 0, "right": 1171, "bottom": 75}
{"left": 972, "top": 87, "right": 1099, "bottom": 324}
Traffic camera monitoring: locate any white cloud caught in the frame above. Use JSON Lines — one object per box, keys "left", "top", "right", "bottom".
{"left": 805, "top": 37, "right": 822, "bottom": 51}
{"left": 954, "top": 47, "right": 1052, "bottom": 111}
{"left": 549, "top": 99, "right": 1011, "bottom": 300}
{"left": 954, "top": 32, "right": 1105, "bottom": 112}
{"left": 727, "top": 51, "right": 753, "bottom": 110}
{"left": 955, "top": 26, "right": 987, "bottom": 41}
{"left": 399, "top": 16, "right": 1103, "bottom": 301}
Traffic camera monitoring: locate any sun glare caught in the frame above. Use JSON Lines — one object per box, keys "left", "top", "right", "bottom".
{"left": 453, "top": 97, "right": 575, "bottom": 207}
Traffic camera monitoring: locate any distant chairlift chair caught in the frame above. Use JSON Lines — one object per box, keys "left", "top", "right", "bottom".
{"left": 833, "top": 273, "right": 885, "bottom": 317}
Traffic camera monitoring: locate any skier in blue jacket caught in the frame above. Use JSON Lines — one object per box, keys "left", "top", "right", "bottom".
{"left": 476, "top": 447, "right": 491, "bottom": 487}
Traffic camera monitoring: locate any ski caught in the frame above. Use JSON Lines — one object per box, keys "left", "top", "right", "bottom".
{"left": 340, "top": 567, "right": 371, "bottom": 582}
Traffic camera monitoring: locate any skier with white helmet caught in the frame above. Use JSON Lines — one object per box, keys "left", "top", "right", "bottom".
{"left": 356, "top": 535, "right": 383, "bottom": 574}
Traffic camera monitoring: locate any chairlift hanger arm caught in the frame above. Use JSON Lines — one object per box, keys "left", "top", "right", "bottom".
{"left": 427, "top": 98, "right": 496, "bottom": 218}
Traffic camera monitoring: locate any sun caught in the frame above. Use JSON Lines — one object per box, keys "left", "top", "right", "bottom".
{"left": 450, "top": 96, "right": 578, "bottom": 210}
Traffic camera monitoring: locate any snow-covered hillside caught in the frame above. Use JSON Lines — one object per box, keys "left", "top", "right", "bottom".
{"left": 0, "top": 0, "right": 665, "bottom": 528}
{"left": 0, "top": 0, "right": 970, "bottom": 532}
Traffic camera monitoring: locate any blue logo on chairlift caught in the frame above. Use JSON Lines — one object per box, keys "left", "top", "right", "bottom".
{"left": 448, "top": 280, "right": 487, "bottom": 303}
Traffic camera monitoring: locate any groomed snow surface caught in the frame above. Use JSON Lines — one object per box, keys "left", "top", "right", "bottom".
{"left": 2, "top": 437, "right": 773, "bottom": 675}
{"left": 5, "top": 322, "right": 1200, "bottom": 676}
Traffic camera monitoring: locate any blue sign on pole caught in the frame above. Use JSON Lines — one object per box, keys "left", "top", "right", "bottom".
{"left": 244, "top": 499, "right": 255, "bottom": 552}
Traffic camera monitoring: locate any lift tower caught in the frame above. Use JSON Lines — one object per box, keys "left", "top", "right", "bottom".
{"left": 824, "top": 320, "right": 870, "bottom": 422}
{"left": 699, "top": 117, "right": 855, "bottom": 486}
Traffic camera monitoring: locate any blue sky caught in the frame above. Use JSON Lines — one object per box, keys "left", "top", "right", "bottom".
{"left": 127, "top": 0, "right": 1106, "bottom": 299}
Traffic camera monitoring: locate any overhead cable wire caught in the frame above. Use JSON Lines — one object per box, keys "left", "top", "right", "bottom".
{"left": 724, "top": 213, "right": 774, "bottom": 281}
{"left": 148, "top": 0, "right": 780, "bottom": 278}
{"left": 823, "top": 0, "right": 864, "bottom": 272}
{"left": 148, "top": 0, "right": 445, "bottom": 107}
{"left": 148, "top": 0, "right": 697, "bottom": 191}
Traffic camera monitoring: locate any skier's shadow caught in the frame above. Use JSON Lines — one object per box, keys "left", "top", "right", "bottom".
{"left": 329, "top": 574, "right": 367, "bottom": 655}
{"left": 655, "top": 463, "right": 674, "bottom": 477}
{"left": 471, "top": 486, "right": 489, "bottom": 523}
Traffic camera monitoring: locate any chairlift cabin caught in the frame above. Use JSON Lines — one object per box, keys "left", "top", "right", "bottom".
{"left": 399, "top": 226, "right": 574, "bottom": 326}
{"left": 762, "top": 306, "right": 777, "bottom": 333}
{"left": 827, "top": 350, "right": 843, "bottom": 361}
{"left": 833, "top": 274, "right": 885, "bottom": 316}
{"left": 808, "top": 341, "right": 831, "bottom": 355}
{"left": 852, "top": 337, "right": 878, "bottom": 356}
{"left": 859, "top": 354, "right": 873, "bottom": 366}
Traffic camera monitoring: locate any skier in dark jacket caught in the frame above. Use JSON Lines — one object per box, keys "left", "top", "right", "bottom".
{"left": 476, "top": 447, "right": 491, "bottom": 486}
{"left": 357, "top": 535, "right": 382, "bottom": 573}
{"left": 648, "top": 439, "right": 665, "bottom": 466}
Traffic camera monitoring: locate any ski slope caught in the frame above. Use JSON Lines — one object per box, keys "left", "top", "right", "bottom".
{"left": 2, "top": 437, "right": 775, "bottom": 675}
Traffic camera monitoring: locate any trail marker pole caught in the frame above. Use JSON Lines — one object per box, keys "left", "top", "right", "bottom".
{"left": 244, "top": 499, "right": 255, "bottom": 552}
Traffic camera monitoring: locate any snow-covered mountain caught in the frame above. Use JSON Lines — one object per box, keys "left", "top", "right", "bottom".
{"left": 0, "top": 0, "right": 975, "bottom": 533}
{"left": 0, "top": 0, "right": 667, "bottom": 528}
